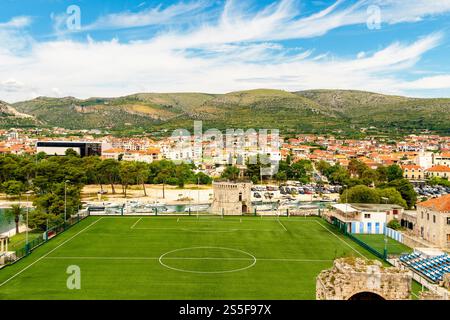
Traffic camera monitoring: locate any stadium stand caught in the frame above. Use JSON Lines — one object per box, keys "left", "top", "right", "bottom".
{"left": 400, "top": 253, "right": 450, "bottom": 283}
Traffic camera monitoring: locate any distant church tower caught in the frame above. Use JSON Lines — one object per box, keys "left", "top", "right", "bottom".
{"left": 211, "top": 181, "right": 253, "bottom": 215}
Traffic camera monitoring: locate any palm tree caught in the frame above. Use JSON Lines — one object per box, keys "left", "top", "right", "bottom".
{"left": 6, "top": 204, "right": 22, "bottom": 234}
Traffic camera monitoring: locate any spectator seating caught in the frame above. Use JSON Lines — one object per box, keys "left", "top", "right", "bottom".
{"left": 400, "top": 253, "right": 450, "bottom": 283}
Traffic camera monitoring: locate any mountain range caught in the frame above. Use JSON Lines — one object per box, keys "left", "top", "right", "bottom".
{"left": 1, "top": 89, "right": 449, "bottom": 135}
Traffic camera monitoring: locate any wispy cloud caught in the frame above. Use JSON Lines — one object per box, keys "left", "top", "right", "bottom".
{"left": 0, "top": 16, "right": 32, "bottom": 29}
{"left": 0, "top": 16, "right": 34, "bottom": 54}
{"left": 52, "top": 0, "right": 212, "bottom": 35}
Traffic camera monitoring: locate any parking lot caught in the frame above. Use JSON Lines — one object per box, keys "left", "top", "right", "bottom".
{"left": 251, "top": 183, "right": 342, "bottom": 202}
{"left": 414, "top": 185, "right": 450, "bottom": 198}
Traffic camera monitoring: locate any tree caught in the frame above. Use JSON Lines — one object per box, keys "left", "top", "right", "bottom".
{"left": 376, "top": 188, "right": 407, "bottom": 208}
{"left": 287, "top": 160, "right": 312, "bottom": 182}
{"left": 329, "top": 166, "right": 350, "bottom": 185}
{"left": 316, "top": 160, "right": 331, "bottom": 175}
{"left": 361, "top": 169, "right": 380, "bottom": 186}
{"left": 340, "top": 185, "right": 380, "bottom": 204}
{"left": 65, "top": 148, "right": 79, "bottom": 157}
{"left": 221, "top": 165, "right": 240, "bottom": 181}
{"left": 274, "top": 171, "right": 287, "bottom": 184}
{"left": 27, "top": 210, "right": 63, "bottom": 231}
{"left": 387, "top": 165, "right": 404, "bottom": 182}
{"left": 196, "top": 172, "right": 212, "bottom": 185}
{"left": 348, "top": 159, "right": 369, "bottom": 178}
{"left": 384, "top": 179, "right": 417, "bottom": 209}
{"left": 97, "top": 159, "right": 120, "bottom": 194}
{"left": 5, "top": 204, "right": 22, "bottom": 234}
{"left": 119, "top": 162, "right": 138, "bottom": 197}
{"left": 134, "top": 162, "right": 149, "bottom": 196}
{"left": 1, "top": 180, "right": 25, "bottom": 200}
{"left": 33, "top": 182, "right": 81, "bottom": 217}
{"left": 376, "top": 166, "right": 388, "bottom": 182}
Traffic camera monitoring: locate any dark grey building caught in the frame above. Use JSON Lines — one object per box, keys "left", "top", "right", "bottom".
{"left": 36, "top": 141, "right": 102, "bottom": 157}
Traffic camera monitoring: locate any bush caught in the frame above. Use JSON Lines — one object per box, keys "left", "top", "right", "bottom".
{"left": 387, "top": 219, "right": 402, "bottom": 231}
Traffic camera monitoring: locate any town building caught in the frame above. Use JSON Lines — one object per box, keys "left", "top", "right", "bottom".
{"left": 415, "top": 195, "right": 450, "bottom": 249}
{"left": 425, "top": 165, "right": 450, "bottom": 179}
{"left": 36, "top": 141, "right": 102, "bottom": 157}
{"left": 329, "top": 203, "right": 404, "bottom": 234}
{"left": 402, "top": 165, "right": 424, "bottom": 180}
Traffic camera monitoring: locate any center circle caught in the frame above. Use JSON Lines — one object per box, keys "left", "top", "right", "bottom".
{"left": 158, "top": 247, "right": 257, "bottom": 274}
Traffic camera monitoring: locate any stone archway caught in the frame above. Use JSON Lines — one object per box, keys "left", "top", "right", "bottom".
{"left": 316, "top": 257, "right": 411, "bottom": 300}
{"left": 348, "top": 291, "right": 385, "bottom": 300}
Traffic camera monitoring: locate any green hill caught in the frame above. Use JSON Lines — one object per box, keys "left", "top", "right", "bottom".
{"left": 7, "top": 89, "right": 450, "bottom": 135}
{"left": 295, "top": 90, "right": 450, "bottom": 134}
{"left": 0, "top": 100, "right": 37, "bottom": 128}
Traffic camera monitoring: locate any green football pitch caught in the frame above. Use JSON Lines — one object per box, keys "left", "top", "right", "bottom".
{"left": 0, "top": 216, "right": 408, "bottom": 300}
{"left": 352, "top": 234, "right": 413, "bottom": 256}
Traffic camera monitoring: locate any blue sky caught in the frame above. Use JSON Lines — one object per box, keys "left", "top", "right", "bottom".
{"left": 1, "top": 0, "right": 450, "bottom": 102}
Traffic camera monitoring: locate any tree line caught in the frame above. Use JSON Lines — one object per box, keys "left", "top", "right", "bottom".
{"left": 316, "top": 159, "right": 417, "bottom": 209}
{"left": 0, "top": 151, "right": 212, "bottom": 230}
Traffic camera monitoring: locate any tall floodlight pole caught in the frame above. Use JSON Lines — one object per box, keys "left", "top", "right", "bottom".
{"left": 344, "top": 184, "right": 348, "bottom": 233}
{"left": 64, "top": 180, "right": 70, "bottom": 223}
{"left": 25, "top": 190, "right": 34, "bottom": 251}
{"left": 197, "top": 176, "right": 200, "bottom": 214}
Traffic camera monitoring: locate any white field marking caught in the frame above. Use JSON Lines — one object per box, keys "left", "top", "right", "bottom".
{"left": 277, "top": 218, "right": 288, "bottom": 232}
{"left": 130, "top": 217, "right": 143, "bottom": 229}
{"left": 0, "top": 217, "right": 103, "bottom": 288}
{"left": 313, "top": 220, "right": 367, "bottom": 259}
{"left": 46, "top": 256, "right": 159, "bottom": 260}
{"left": 158, "top": 246, "right": 257, "bottom": 274}
{"left": 132, "top": 227, "right": 279, "bottom": 232}
{"left": 45, "top": 256, "right": 333, "bottom": 262}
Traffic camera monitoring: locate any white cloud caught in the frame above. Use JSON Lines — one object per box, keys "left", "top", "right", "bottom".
{"left": 0, "top": 32, "right": 444, "bottom": 102}
{"left": 52, "top": 1, "right": 211, "bottom": 34}
{"left": 0, "top": 16, "right": 32, "bottom": 29}
{"left": 398, "top": 75, "right": 450, "bottom": 90}
{"left": 1, "top": 1, "right": 450, "bottom": 102}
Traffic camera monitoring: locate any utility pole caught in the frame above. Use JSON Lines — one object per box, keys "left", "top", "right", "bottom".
{"left": 64, "top": 180, "right": 70, "bottom": 224}
{"left": 25, "top": 190, "right": 34, "bottom": 253}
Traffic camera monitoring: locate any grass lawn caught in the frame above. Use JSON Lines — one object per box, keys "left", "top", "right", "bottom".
{"left": 7, "top": 230, "right": 43, "bottom": 251}
{"left": 352, "top": 234, "right": 413, "bottom": 256}
{"left": 0, "top": 216, "right": 421, "bottom": 300}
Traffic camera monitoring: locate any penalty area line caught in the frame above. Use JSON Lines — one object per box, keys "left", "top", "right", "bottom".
{"left": 314, "top": 220, "right": 367, "bottom": 259}
{"left": 130, "top": 217, "right": 143, "bottom": 229}
{"left": 277, "top": 219, "right": 288, "bottom": 232}
{"left": 0, "top": 217, "right": 104, "bottom": 289}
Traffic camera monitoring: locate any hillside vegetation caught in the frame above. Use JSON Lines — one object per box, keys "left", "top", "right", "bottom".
{"left": 5, "top": 89, "right": 449, "bottom": 135}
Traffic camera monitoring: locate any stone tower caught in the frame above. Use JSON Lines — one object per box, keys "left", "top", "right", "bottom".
{"left": 211, "top": 181, "right": 253, "bottom": 215}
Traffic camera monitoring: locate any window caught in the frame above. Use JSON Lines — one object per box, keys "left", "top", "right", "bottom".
{"left": 238, "top": 192, "right": 242, "bottom": 202}
{"left": 433, "top": 215, "right": 436, "bottom": 223}
{"left": 447, "top": 217, "right": 450, "bottom": 225}
{"left": 421, "top": 212, "right": 424, "bottom": 219}
{"left": 427, "top": 213, "right": 429, "bottom": 221}
{"left": 364, "top": 214, "right": 371, "bottom": 219}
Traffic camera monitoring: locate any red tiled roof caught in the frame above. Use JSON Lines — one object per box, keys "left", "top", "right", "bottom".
{"left": 418, "top": 194, "right": 450, "bottom": 212}
{"left": 402, "top": 165, "right": 422, "bottom": 170}
{"left": 426, "top": 165, "right": 450, "bottom": 172}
